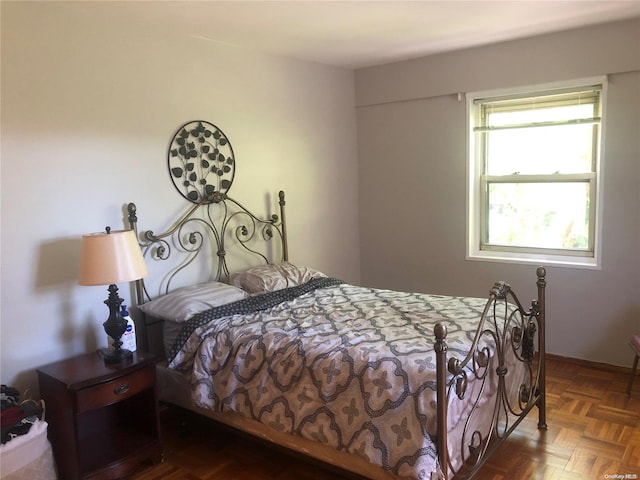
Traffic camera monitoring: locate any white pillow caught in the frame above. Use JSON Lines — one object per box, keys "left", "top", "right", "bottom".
{"left": 229, "top": 262, "right": 326, "bottom": 295}
{"left": 138, "top": 281, "right": 248, "bottom": 323}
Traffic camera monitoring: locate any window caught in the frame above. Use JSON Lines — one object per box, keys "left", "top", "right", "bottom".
{"left": 467, "top": 78, "right": 606, "bottom": 268}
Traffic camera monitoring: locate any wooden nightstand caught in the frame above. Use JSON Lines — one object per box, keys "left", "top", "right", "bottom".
{"left": 37, "top": 351, "right": 162, "bottom": 480}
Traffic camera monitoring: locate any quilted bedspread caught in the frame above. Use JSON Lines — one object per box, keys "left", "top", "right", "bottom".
{"left": 167, "top": 278, "right": 502, "bottom": 479}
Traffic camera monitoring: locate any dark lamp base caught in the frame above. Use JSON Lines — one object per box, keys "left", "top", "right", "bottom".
{"left": 98, "top": 347, "right": 133, "bottom": 364}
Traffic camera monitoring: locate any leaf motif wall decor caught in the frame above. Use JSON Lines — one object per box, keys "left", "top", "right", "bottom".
{"left": 168, "top": 120, "right": 235, "bottom": 203}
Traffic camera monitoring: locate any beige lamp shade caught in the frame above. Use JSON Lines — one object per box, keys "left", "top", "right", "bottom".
{"left": 78, "top": 229, "right": 148, "bottom": 286}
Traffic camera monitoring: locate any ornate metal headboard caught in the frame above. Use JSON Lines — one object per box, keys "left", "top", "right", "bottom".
{"left": 126, "top": 190, "right": 288, "bottom": 355}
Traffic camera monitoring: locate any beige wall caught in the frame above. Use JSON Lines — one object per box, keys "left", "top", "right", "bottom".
{"left": 0, "top": 1, "right": 359, "bottom": 391}
{"left": 355, "top": 18, "right": 640, "bottom": 366}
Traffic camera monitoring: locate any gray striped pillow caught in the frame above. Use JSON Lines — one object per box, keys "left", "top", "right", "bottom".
{"left": 138, "top": 281, "right": 248, "bottom": 323}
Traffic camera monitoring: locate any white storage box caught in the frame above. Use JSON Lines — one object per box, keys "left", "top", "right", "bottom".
{"left": 0, "top": 420, "right": 57, "bottom": 479}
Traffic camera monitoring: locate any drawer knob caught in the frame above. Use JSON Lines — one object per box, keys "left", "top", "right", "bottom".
{"left": 114, "top": 384, "right": 130, "bottom": 395}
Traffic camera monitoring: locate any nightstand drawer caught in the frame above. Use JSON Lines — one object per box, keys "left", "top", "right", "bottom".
{"left": 75, "top": 366, "right": 155, "bottom": 413}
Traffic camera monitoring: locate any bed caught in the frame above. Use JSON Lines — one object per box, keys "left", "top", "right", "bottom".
{"left": 125, "top": 119, "right": 546, "bottom": 480}
{"left": 124, "top": 188, "right": 547, "bottom": 480}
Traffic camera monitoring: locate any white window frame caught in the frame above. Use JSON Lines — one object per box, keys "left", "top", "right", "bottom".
{"left": 466, "top": 77, "right": 607, "bottom": 269}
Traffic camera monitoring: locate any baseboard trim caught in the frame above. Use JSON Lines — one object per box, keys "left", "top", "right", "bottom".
{"left": 545, "top": 352, "right": 633, "bottom": 375}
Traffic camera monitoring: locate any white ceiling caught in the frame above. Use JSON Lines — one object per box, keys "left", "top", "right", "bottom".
{"left": 81, "top": 0, "right": 640, "bottom": 69}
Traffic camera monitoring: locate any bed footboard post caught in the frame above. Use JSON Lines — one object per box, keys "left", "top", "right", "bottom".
{"left": 434, "top": 322, "right": 449, "bottom": 479}
{"left": 536, "top": 266, "right": 547, "bottom": 430}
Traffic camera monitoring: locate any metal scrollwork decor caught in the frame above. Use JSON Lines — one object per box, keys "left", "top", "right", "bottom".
{"left": 168, "top": 120, "right": 235, "bottom": 204}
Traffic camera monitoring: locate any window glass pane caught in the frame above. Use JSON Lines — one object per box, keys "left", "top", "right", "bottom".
{"left": 485, "top": 123, "right": 595, "bottom": 175}
{"left": 486, "top": 182, "right": 590, "bottom": 250}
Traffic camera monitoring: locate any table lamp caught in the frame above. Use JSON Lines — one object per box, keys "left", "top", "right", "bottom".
{"left": 78, "top": 227, "right": 148, "bottom": 364}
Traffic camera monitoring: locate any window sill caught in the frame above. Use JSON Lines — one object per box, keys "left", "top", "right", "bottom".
{"left": 466, "top": 250, "right": 601, "bottom": 270}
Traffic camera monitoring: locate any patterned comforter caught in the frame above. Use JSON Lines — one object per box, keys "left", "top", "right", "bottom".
{"left": 167, "top": 278, "right": 503, "bottom": 479}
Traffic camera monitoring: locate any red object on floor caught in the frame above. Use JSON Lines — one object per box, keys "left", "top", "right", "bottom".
{"left": 0, "top": 407, "right": 24, "bottom": 427}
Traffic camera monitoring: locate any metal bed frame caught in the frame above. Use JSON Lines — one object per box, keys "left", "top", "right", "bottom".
{"left": 126, "top": 190, "right": 547, "bottom": 479}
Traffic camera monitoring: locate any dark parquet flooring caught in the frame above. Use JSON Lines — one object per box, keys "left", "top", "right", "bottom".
{"left": 129, "top": 355, "right": 640, "bottom": 480}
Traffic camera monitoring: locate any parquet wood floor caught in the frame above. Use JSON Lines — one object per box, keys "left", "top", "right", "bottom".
{"left": 129, "top": 355, "right": 640, "bottom": 480}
